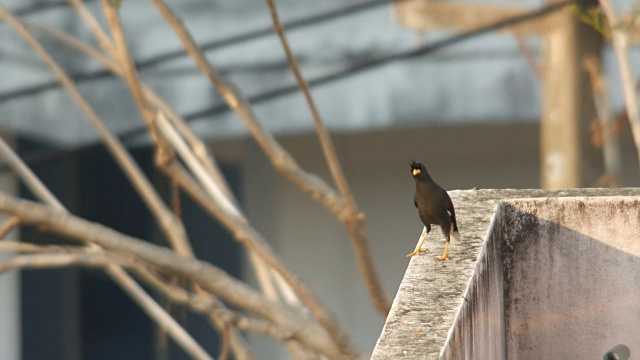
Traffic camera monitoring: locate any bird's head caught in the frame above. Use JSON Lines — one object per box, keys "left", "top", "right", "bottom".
{"left": 410, "top": 159, "right": 427, "bottom": 176}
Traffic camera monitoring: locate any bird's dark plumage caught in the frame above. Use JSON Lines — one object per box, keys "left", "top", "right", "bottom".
{"left": 406, "top": 160, "right": 460, "bottom": 261}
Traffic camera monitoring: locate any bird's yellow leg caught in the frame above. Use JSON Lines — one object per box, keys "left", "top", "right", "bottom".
{"left": 405, "top": 231, "right": 428, "bottom": 258}
{"left": 436, "top": 241, "right": 450, "bottom": 261}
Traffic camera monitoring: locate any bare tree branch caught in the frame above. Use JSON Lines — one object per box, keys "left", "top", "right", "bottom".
{"left": 156, "top": 112, "right": 242, "bottom": 219}
{"left": 23, "top": 20, "right": 239, "bottom": 215}
{"left": 0, "top": 192, "right": 347, "bottom": 359}
{"left": 148, "top": 0, "right": 345, "bottom": 216}
{"left": 67, "top": 0, "right": 116, "bottom": 56}
{"left": 132, "top": 266, "right": 298, "bottom": 342}
{"left": 17, "top": 23, "right": 338, "bottom": 348}
{"left": 264, "top": 0, "right": 355, "bottom": 211}
{"left": 159, "top": 160, "right": 362, "bottom": 358}
{"left": 0, "top": 241, "right": 90, "bottom": 253}
{"left": 0, "top": 216, "right": 20, "bottom": 240}
{"left": 0, "top": 252, "right": 130, "bottom": 273}
{"left": 26, "top": 13, "right": 253, "bottom": 360}
{"left": 0, "top": 17, "right": 214, "bottom": 356}
{"left": 0, "top": 6, "right": 194, "bottom": 258}
{"left": 0, "top": 135, "right": 64, "bottom": 210}
{"left": 106, "top": 265, "right": 216, "bottom": 360}
{"left": 0, "top": 245, "right": 216, "bottom": 360}
{"left": 99, "top": 0, "right": 196, "bottom": 257}
{"left": 264, "top": 0, "right": 391, "bottom": 317}
{"left": 147, "top": 2, "right": 363, "bottom": 356}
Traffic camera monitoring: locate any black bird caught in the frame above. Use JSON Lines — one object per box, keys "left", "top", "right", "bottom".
{"left": 406, "top": 160, "right": 460, "bottom": 261}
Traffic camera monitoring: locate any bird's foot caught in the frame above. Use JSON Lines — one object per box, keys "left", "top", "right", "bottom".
{"left": 405, "top": 249, "right": 427, "bottom": 259}
{"left": 436, "top": 242, "right": 450, "bottom": 261}
{"left": 435, "top": 254, "right": 449, "bottom": 262}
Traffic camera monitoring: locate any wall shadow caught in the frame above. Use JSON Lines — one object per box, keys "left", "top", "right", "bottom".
{"left": 443, "top": 199, "right": 640, "bottom": 359}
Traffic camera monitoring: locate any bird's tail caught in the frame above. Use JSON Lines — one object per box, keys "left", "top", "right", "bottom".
{"left": 450, "top": 223, "right": 461, "bottom": 242}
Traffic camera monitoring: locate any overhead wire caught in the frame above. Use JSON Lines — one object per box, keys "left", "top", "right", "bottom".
{"left": 0, "top": 0, "right": 394, "bottom": 105}
{"left": 0, "top": 0, "right": 577, "bottom": 172}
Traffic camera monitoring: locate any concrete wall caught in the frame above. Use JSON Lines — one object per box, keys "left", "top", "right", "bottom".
{"left": 440, "top": 213, "right": 506, "bottom": 360}
{"left": 502, "top": 197, "right": 640, "bottom": 359}
{"left": 442, "top": 196, "right": 640, "bottom": 359}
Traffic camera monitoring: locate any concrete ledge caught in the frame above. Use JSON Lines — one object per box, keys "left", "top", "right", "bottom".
{"left": 371, "top": 188, "right": 640, "bottom": 359}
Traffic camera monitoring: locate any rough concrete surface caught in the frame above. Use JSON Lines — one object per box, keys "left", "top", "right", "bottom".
{"left": 502, "top": 197, "right": 640, "bottom": 359}
{"left": 371, "top": 188, "right": 640, "bottom": 360}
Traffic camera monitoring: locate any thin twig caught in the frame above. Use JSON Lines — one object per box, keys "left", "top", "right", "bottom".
{"left": 149, "top": 0, "right": 346, "bottom": 217}
{"left": 583, "top": 55, "right": 622, "bottom": 186}
{"left": 265, "top": 0, "right": 391, "bottom": 316}
{"left": 131, "top": 265, "right": 301, "bottom": 346}
{"left": 156, "top": 112, "right": 242, "bottom": 219}
{"left": 0, "top": 252, "right": 133, "bottom": 273}
{"left": 218, "top": 324, "right": 231, "bottom": 360}
{"left": 99, "top": 0, "right": 194, "bottom": 258}
{"left": 0, "top": 135, "right": 64, "bottom": 210}
{"left": 265, "top": 0, "right": 355, "bottom": 211}
{"left": 100, "top": 0, "right": 165, "bottom": 156}
{"left": 514, "top": 33, "right": 542, "bottom": 78}
{"left": 599, "top": 0, "right": 640, "bottom": 168}
{"left": 67, "top": 0, "right": 116, "bottom": 56}
{"left": 106, "top": 265, "right": 216, "bottom": 360}
{"left": 0, "top": 216, "right": 20, "bottom": 239}
{"left": 133, "top": 267, "right": 252, "bottom": 360}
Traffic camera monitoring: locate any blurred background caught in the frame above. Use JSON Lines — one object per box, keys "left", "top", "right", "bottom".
{"left": 1, "top": 0, "right": 640, "bottom": 359}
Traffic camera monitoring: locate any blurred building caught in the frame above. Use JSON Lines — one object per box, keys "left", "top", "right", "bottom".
{"left": 1, "top": 0, "right": 639, "bottom": 359}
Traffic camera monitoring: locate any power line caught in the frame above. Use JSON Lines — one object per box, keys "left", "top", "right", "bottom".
{"left": 15, "top": 1, "right": 73, "bottom": 17}
{"left": 4, "top": 0, "right": 576, "bottom": 173}
{"left": 0, "top": 0, "right": 394, "bottom": 105}
{"left": 182, "top": 0, "right": 577, "bottom": 122}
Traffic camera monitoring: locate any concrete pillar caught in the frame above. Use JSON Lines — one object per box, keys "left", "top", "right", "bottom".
{"left": 540, "top": 1, "right": 602, "bottom": 188}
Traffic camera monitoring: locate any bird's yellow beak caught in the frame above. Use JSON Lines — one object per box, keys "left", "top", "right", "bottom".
{"left": 412, "top": 168, "right": 421, "bottom": 176}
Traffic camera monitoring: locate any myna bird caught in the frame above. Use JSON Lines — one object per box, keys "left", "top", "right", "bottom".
{"left": 405, "top": 160, "right": 460, "bottom": 261}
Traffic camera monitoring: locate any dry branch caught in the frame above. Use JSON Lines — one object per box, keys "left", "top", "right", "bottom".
{"left": 31, "top": 7, "right": 252, "bottom": 357}
{"left": 0, "top": 15, "right": 213, "bottom": 358}
{"left": 265, "top": 0, "right": 391, "bottom": 317}
{"left": 132, "top": 267, "right": 297, "bottom": 341}
{"left": 0, "top": 252, "right": 134, "bottom": 274}
{"left": 148, "top": 0, "right": 345, "bottom": 217}
{"left": 67, "top": 0, "right": 116, "bottom": 56}
{"left": 0, "top": 216, "right": 20, "bottom": 239}
{"left": 148, "top": 1, "right": 360, "bottom": 356}
{"left": 0, "top": 192, "right": 345, "bottom": 359}
{"left": 0, "top": 6, "right": 192, "bottom": 257}
{"left": 99, "top": 0, "right": 193, "bottom": 257}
